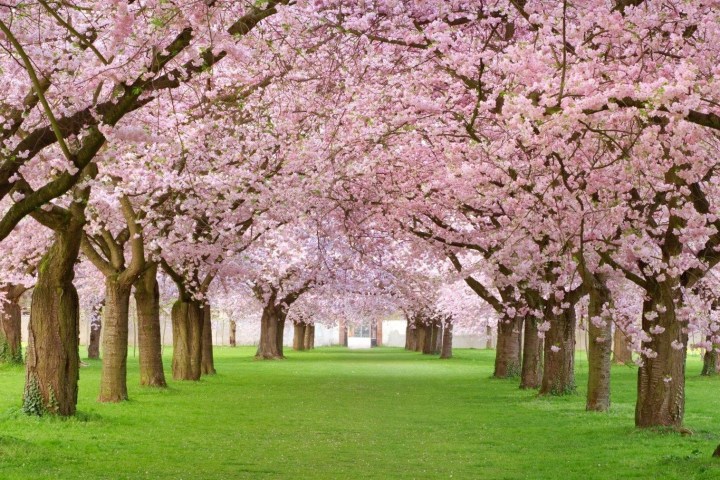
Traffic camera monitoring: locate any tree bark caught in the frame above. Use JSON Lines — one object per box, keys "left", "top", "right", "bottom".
{"left": 293, "top": 321, "right": 306, "bottom": 351}
{"left": 494, "top": 317, "right": 523, "bottom": 378}
{"left": 421, "top": 322, "right": 434, "bottom": 354}
{"left": 586, "top": 283, "right": 612, "bottom": 411}
{"left": 171, "top": 299, "right": 203, "bottom": 380}
{"left": 405, "top": 318, "right": 416, "bottom": 350}
{"left": 635, "top": 282, "right": 687, "bottom": 428}
{"left": 256, "top": 298, "right": 285, "bottom": 359}
{"left": 200, "top": 302, "right": 216, "bottom": 375}
{"left": 304, "top": 323, "right": 315, "bottom": 350}
{"left": 229, "top": 320, "right": 237, "bottom": 347}
{"left": 520, "top": 317, "right": 543, "bottom": 389}
{"left": 700, "top": 335, "right": 718, "bottom": 376}
{"left": 540, "top": 307, "right": 577, "bottom": 395}
{"left": 0, "top": 285, "right": 24, "bottom": 364}
{"left": 433, "top": 320, "right": 443, "bottom": 354}
{"left": 134, "top": 264, "right": 166, "bottom": 387}
{"left": 24, "top": 222, "right": 83, "bottom": 416}
{"left": 339, "top": 319, "right": 348, "bottom": 347}
{"left": 98, "top": 278, "right": 132, "bottom": 402}
{"left": 414, "top": 319, "right": 426, "bottom": 353}
{"left": 376, "top": 318, "right": 383, "bottom": 346}
{"left": 87, "top": 300, "right": 103, "bottom": 360}
{"left": 440, "top": 320, "right": 453, "bottom": 359}
{"left": 612, "top": 325, "right": 633, "bottom": 365}
{"left": 485, "top": 324, "right": 493, "bottom": 349}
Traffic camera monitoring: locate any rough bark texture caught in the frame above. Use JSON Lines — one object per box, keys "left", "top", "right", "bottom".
{"left": 256, "top": 297, "right": 285, "bottom": 359}
{"left": 293, "top": 321, "right": 306, "bottom": 351}
{"left": 540, "top": 307, "right": 577, "bottom": 395}
{"left": 485, "top": 324, "right": 493, "bottom": 349}
{"left": 98, "top": 278, "right": 132, "bottom": 402}
{"left": 24, "top": 222, "right": 83, "bottom": 416}
{"left": 612, "top": 326, "right": 633, "bottom": 365}
{"left": 303, "top": 324, "right": 315, "bottom": 350}
{"left": 229, "top": 320, "right": 237, "bottom": 347}
{"left": 494, "top": 317, "right": 523, "bottom": 378}
{"left": 586, "top": 283, "right": 612, "bottom": 412}
{"left": 700, "top": 336, "right": 718, "bottom": 376}
{"left": 440, "top": 320, "right": 453, "bottom": 359}
{"left": 87, "top": 300, "right": 102, "bottom": 360}
{"left": 421, "top": 322, "right": 434, "bottom": 354}
{"left": 635, "top": 283, "right": 687, "bottom": 428}
{"left": 134, "top": 264, "right": 166, "bottom": 387}
{"left": 200, "top": 302, "right": 216, "bottom": 375}
{"left": 0, "top": 285, "right": 24, "bottom": 364}
{"left": 520, "top": 317, "right": 543, "bottom": 389}
{"left": 414, "top": 319, "right": 426, "bottom": 353}
{"left": 171, "top": 299, "right": 203, "bottom": 380}
{"left": 405, "top": 319, "right": 416, "bottom": 350}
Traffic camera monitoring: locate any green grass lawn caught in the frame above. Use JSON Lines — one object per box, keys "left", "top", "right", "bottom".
{"left": 1, "top": 347, "right": 719, "bottom": 479}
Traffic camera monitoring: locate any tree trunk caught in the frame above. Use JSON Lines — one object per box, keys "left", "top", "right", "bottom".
{"left": 485, "top": 324, "right": 493, "bottom": 349}
{"left": 87, "top": 300, "right": 103, "bottom": 360}
{"left": 293, "top": 321, "right": 306, "bottom": 351}
{"left": 376, "top": 318, "right": 383, "bottom": 346}
{"left": 134, "top": 264, "right": 166, "bottom": 387}
{"left": 405, "top": 319, "right": 416, "bottom": 350}
{"left": 98, "top": 278, "right": 132, "bottom": 402}
{"left": 171, "top": 299, "right": 203, "bottom": 380}
{"left": 613, "top": 326, "right": 633, "bottom": 365}
{"left": 24, "top": 222, "right": 83, "bottom": 416}
{"left": 304, "top": 323, "right": 315, "bottom": 350}
{"left": 229, "top": 320, "right": 237, "bottom": 347}
{"left": 414, "top": 319, "right": 426, "bottom": 353}
{"left": 540, "top": 307, "right": 576, "bottom": 395}
{"left": 339, "top": 319, "right": 348, "bottom": 347}
{"left": 433, "top": 321, "right": 442, "bottom": 354}
{"left": 256, "top": 300, "right": 285, "bottom": 359}
{"left": 0, "top": 286, "right": 24, "bottom": 364}
{"left": 494, "top": 317, "right": 523, "bottom": 378}
{"left": 700, "top": 335, "right": 718, "bottom": 376}
{"left": 440, "top": 320, "right": 453, "bottom": 359}
{"left": 586, "top": 284, "right": 612, "bottom": 411}
{"left": 200, "top": 302, "right": 216, "bottom": 375}
{"left": 422, "top": 322, "right": 434, "bottom": 354}
{"left": 635, "top": 283, "right": 686, "bottom": 428}
{"left": 520, "top": 317, "right": 543, "bottom": 389}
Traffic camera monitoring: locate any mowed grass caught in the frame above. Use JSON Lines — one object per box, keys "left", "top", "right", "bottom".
{"left": 1, "top": 347, "right": 719, "bottom": 480}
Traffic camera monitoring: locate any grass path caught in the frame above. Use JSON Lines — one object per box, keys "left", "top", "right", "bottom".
{"left": 1, "top": 347, "right": 719, "bottom": 479}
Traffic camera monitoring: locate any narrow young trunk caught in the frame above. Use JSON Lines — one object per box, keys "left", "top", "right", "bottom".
{"left": 485, "top": 324, "right": 493, "bottom": 349}
{"left": 540, "top": 307, "right": 577, "bottom": 395}
{"left": 440, "top": 320, "right": 453, "bottom": 359}
{"left": 376, "top": 318, "right": 383, "bottom": 346}
{"left": 339, "top": 319, "right": 348, "bottom": 347}
{"left": 520, "top": 317, "right": 543, "bottom": 389}
{"left": 0, "top": 286, "right": 24, "bottom": 364}
{"left": 87, "top": 300, "right": 103, "bottom": 360}
{"left": 171, "top": 299, "right": 203, "bottom": 380}
{"left": 586, "top": 283, "right": 612, "bottom": 412}
{"left": 635, "top": 282, "right": 686, "bottom": 428}
{"left": 256, "top": 300, "right": 284, "bottom": 359}
{"left": 700, "top": 335, "right": 717, "bottom": 376}
{"left": 612, "top": 326, "right": 633, "bottom": 365}
{"left": 200, "top": 302, "right": 216, "bottom": 375}
{"left": 293, "top": 321, "right": 306, "bottom": 351}
{"left": 98, "top": 278, "right": 132, "bottom": 402}
{"left": 24, "top": 222, "right": 83, "bottom": 416}
{"left": 304, "top": 324, "right": 315, "bottom": 350}
{"left": 134, "top": 264, "right": 166, "bottom": 387}
{"left": 494, "top": 317, "right": 523, "bottom": 378}
{"left": 229, "top": 320, "right": 237, "bottom": 347}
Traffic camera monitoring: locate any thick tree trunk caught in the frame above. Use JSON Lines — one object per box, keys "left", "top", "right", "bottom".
{"left": 256, "top": 301, "right": 285, "bottom": 359}
{"left": 635, "top": 283, "right": 686, "bottom": 428}
{"left": 171, "top": 299, "right": 203, "bottom": 380}
{"left": 304, "top": 324, "right": 315, "bottom": 350}
{"left": 87, "top": 300, "right": 103, "bottom": 360}
{"left": 700, "top": 335, "right": 718, "bottom": 376}
{"left": 405, "top": 319, "right": 416, "bottom": 350}
{"left": 540, "top": 307, "right": 577, "bottom": 395}
{"left": 293, "top": 321, "right": 306, "bottom": 351}
{"left": 586, "top": 284, "right": 612, "bottom": 412}
{"left": 433, "top": 321, "right": 442, "bottom": 354}
{"left": 520, "top": 317, "right": 543, "bottom": 389}
{"left": 414, "top": 320, "right": 426, "bottom": 353}
{"left": 229, "top": 320, "right": 237, "bottom": 347}
{"left": 612, "top": 326, "right": 633, "bottom": 365}
{"left": 24, "top": 223, "right": 83, "bottom": 416}
{"left": 485, "top": 324, "right": 493, "bottom": 349}
{"left": 440, "top": 320, "right": 453, "bottom": 359}
{"left": 494, "top": 317, "right": 523, "bottom": 378}
{"left": 200, "top": 302, "right": 216, "bottom": 375}
{"left": 98, "top": 278, "right": 132, "bottom": 402}
{"left": 421, "top": 322, "right": 434, "bottom": 354}
{"left": 134, "top": 264, "right": 166, "bottom": 387}
{"left": 0, "top": 286, "right": 24, "bottom": 364}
